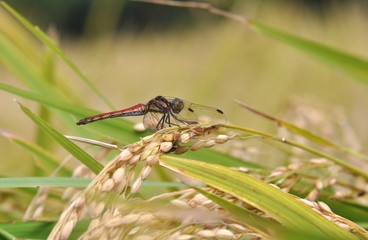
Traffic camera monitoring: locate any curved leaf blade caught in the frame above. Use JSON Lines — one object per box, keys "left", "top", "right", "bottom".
{"left": 0, "top": 130, "right": 72, "bottom": 176}
{"left": 194, "top": 187, "right": 277, "bottom": 238}
{"left": 160, "top": 155, "right": 358, "bottom": 240}
{"left": 134, "top": 0, "right": 368, "bottom": 84}
{"left": 0, "top": 177, "right": 91, "bottom": 188}
{"left": 0, "top": 220, "right": 89, "bottom": 239}
{"left": 17, "top": 102, "right": 103, "bottom": 174}
{"left": 249, "top": 21, "right": 368, "bottom": 84}
{"left": 0, "top": 2, "right": 114, "bottom": 109}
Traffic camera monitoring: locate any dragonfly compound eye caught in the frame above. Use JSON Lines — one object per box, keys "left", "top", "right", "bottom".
{"left": 171, "top": 98, "right": 185, "bottom": 114}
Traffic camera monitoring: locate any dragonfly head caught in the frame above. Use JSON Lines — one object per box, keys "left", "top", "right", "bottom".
{"left": 171, "top": 98, "right": 185, "bottom": 114}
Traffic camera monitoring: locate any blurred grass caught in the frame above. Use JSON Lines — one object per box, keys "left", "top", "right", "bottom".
{"left": 0, "top": 1, "right": 367, "bottom": 237}
{"left": 0, "top": 2, "right": 365, "bottom": 175}
{"left": 0, "top": 0, "right": 367, "bottom": 175}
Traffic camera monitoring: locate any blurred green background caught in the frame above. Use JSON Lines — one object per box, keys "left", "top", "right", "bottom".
{"left": 1, "top": 0, "right": 368, "bottom": 176}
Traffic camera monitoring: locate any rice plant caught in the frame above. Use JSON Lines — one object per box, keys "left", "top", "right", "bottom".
{"left": 0, "top": 1, "right": 367, "bottom": 239}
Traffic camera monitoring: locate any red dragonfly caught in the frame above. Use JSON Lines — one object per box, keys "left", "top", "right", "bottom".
{"left": 76, "top": 96, "right": 226, "bottom": 131}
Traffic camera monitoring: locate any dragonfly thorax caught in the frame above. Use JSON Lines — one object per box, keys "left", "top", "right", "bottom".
{"left": 170, "top": 98, "right": 185, "bottom": 114}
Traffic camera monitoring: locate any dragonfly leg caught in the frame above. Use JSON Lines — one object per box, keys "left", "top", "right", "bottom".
{"left": 164, "top": 114, "right": 170, "bottom": 125}
{"left": 164, "top": 113, "right": 180, "bottom": 127}
{"left": 161, "top": 114, "right": 169, "bottom": 129}
{"left": 156, "top": 115, "right": 165, "bottom": 130}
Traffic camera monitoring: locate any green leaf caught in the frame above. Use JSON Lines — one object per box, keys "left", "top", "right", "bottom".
{"left": 133, "top": 1, "right": 368, "bottom": 84}
{"left": 0, "top": 228, "right": 15, "bottom": 240}
{"left": 17, "top": 102, "right": 103, "bottom": 174}
{"left": 0, "top": 177, "right": 91, "bottom": 188}
{"left": 197, "top": 188, "right": 346, "bottom": 239}
{"left": 0, "top": 130, "right": 72, "bottom": 176}
{"left": 35, "top": 47, "right": 57, "bottom": 149}
{"left": 1, "top": 2, "right": 114, "bottom": 109}
{"left": 195, "top": 187, "right": 278, "bottom": 237}
{"left": 250, "top": 21, "right": 368, "bottom": 84}
{"left": 323, "top": 199, "right": 368, "bottom": 222}
{"left": 181, "top": 148, "right": 263, "bottom": 168}
{"left": 0, "top": 177, "right": 188, "bottom": 189}
{"left": 0, "top": 220, "right": 89, "bottom": 239}
{"left": 0, "top": 83, "right": 95, "bottom": 117}
{"left": 160, "top": 155, "right": 358, "bottom": 240}
{"left": 0, "top": 82, "right": 143, "bottom": 142}
{"left": 0, "top": 33, "right": 50, "bottom": 94}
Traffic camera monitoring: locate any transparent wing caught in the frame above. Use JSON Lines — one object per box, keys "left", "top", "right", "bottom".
{"left": 165, "top": 97, "right": 227, "bottom": 126}
{"left": 143, "top": 111, "right": 163, "bottom": 130}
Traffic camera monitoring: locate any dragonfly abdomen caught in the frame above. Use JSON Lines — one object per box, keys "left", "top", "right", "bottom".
{"left": 76, "top": 103, "right": 146, "bottom": 125}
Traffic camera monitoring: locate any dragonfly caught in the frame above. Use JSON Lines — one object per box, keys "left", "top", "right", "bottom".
{"left": 76, "top": 96, "right": 226, "bottom": 131}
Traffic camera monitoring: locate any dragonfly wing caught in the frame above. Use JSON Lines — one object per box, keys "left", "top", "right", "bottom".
{"left": 176, "top": 100, "right": 226, "bottom": 126}
{"left": 143, "top": 111, "right": 163, "bottom": 130}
